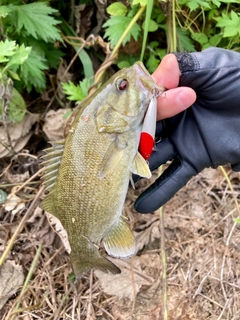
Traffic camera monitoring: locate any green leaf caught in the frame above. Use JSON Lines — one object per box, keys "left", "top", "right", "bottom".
{"left": 132, "top": 0, "right": 147, "bottom": 6}
{"left": 21, "top": 36, "right": 64, "bottom": 70}
{"left": 62, "top": 78, "right": 91, "bottom": 103}
{"left": 209, "top": 34, "right": 222, "bottom": 46}
{"left": 0, "top": 5, "right": 13, "bottom": 18}
{"left": 7, "top": 87, "right": 26, "bottom": 122}
{"left": 215, "top": 11, "right": 240, "bottom": 38}
{"left": 0, "top": 84, "right": 27, "bottom": 123}
{"left": 103, "top": 16, "right": 141, "bottom": 47}
{"left": 117, "top": 60, "right": 131, "bottom": 69}
{"left": 177, "top": 28, "right": 195, "bottom": 52}
{"left": 234, "top": 217, "right": 240, "bottom": 224}
{"left": 0, "top": 190, "right": 7, "bottom": 204}
{"left": 155, "top": 48, "right": 167, "bottom": 60}
{"left": 5, "top": 45, "right": 31, "bottom": 70}
{"left": 182, "top": 0, "right": 211, "bottom": 12}
{"left": 14, "top": 2, "right": 61, "bottom": 42}
{"left": 149, "top": 41, "right": 159, "bottom": 49}
{"left": 201, "top": 42, "right": 212, "bottom": 50}
{"left": 7, "top": 69, "right": 20, "bottom": 81}
{"left": 212, "top": 0, "right": 221, "bottom": 6}
{"left": 60, "top": 20, "right": 94, "bottom": 80}
{"left": 18, "top": 50, "right": 48, "bottom": 92}
{"left": 191, "top": 32, "right": 208, "bottom": 45}
{"left": 62, "top": 110, "right": 72, "bottom": 119}
{"left": 0, "top": 40, "right": 16, "bottom": 62}
{"left": 117, "top": 53, "right": 138, "bottom": 69}
{"left": 218, "top": 0, "right": 239, "bottom": 3}
{"left": 142, "top": 19, "right": 158, "bottom": 32}
{"left": 107, "top": 3, "right": 127, "bottom": 16}
{"left": 146, "top": 53, "right": 160, "bottom": 74}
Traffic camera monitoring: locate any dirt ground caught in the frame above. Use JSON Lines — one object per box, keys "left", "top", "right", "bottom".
{"left": 1, "top": 160, "right": 240, "bottom": 319}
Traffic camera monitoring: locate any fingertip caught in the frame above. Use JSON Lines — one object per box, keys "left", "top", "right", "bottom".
{"left": 157, "top": 87, "right": 196, "bottom": 120}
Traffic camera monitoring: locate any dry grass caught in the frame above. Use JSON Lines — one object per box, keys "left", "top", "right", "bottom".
{"left": 1, "top": 166, "right": 240, "bottom": 319}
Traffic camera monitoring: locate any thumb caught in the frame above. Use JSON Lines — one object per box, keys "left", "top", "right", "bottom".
{"left": 134, "top": 159, "right": 197, "bottom": 213}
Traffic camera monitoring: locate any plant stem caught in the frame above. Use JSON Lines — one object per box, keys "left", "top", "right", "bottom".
{"left": 93, "top": 5, "right": 146, "bottom": 87}
{"left": 111, "top": 5, "right": 146, "bottom": 59}
{"left": 160, "top": 205, "right": 168, "bottom": 320}
{"left": 140, "top": 1, "right": 154, "bottom": 61}
{"left": 0, "top": 185, "right": 44, "bottom": 267}
{"left": 172, "top": 0, "right": 177, "bottom": 52}
{"left": 13, "top": 244, "right": 43, "bottom": 316}
{"left": 158, "top": 165, "right": 168, "bottom": 320}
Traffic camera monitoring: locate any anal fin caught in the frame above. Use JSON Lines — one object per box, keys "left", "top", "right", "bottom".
{"left": 71, "top": 254, "right": 121, "bottom": 279}
{"left": 131, "top": 151, "right": 151, "bottom": 178}
{"left": 103, "top": 218, "right": 135, "bottom": 258}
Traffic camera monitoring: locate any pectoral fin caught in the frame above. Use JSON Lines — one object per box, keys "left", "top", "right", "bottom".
{"left": 99, "top": 137, "right": 127, "bottom": 178}
{"left": 131, "top": 152, "right": 152, "bottom": 178}
{"left": 103, "top": 218, "right": 135, "bottom": 258}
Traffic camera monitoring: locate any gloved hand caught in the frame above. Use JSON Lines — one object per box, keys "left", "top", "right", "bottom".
{"left": 135, "top": 47, "right": 240, "bottom": 213}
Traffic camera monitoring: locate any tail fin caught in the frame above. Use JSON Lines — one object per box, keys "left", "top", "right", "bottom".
{"left": 71, "top": 253, "right": 121, "bottom": 280}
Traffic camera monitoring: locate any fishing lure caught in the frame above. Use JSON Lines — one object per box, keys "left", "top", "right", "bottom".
{"left": 139, "top": 87, "right": 164, "bottom": 160}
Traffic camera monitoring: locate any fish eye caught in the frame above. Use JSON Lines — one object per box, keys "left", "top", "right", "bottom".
{"left": 116, "top": 78, "right": 128, "bottom": 92}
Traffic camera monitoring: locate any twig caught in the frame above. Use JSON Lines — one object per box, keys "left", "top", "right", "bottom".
{"left": 43, "top": 35, "right": 91, "bottom": 117}
{"left": 0, "top": 185, "right": 45, "bottom": 267}
{"left": 130, "top": 257, "right": 136, "bottom": 311}
{"left": 2, "top": 81, "right": 15, "bottom": 155}
{"left": 160, "top": 205, "right": 168, "bottom": 320}
{"left": 217, "top": 298, "right": 231, "bottom": 320}
{"left": 219, "top": 166, "right": 240, "bottom": 303}
{"left": 14, "top": 168, "right": 43, "bottom": 194}
{"left": 12, "top": 244, "right": 43, "bottom": 318}
{"left": 158, "top": 164, "right": 168, "bottom": 320}
{"left": 86, "top": 269, "right": 94, "bottom": 320}
{"left": 91, "top": 5, "right": 146, "bottom": 90}
{"left": 220, "top": 221, "right": 237, "bottom": 302}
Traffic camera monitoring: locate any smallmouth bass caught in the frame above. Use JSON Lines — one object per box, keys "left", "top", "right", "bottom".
{"left": 41, "top": 62, "right": 160, "bottom": 279}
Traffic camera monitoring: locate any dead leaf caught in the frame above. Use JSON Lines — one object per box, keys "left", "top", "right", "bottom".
{"left": 45, "top": 210, "right": 71, "bottom": 254}
{"left": 94, "top": 256, "right": 154, "bottom": 300}
{"left": 27, "top": 207, "right": 66, "bottom": 250}
{"left": 91, "top": 0, "right": 107, "bottom": 35}
{"left": 6, "top": 170, "right": 29, "bottom": 184}
{"left": 4, "top": 193, "right": 25, "bottom": 216}
{"left": 134, "top": 217, "right": 160, "bottom": 253}
{"left": 42, "top": 109, "right": 71, "bottom": 141}
{"left": 0, "top": 113, "right": 39, "bottom": 158}
{"left": 0, "top": 260, "right": 24, "bottom": 310}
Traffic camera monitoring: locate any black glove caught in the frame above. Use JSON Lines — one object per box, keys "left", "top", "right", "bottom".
{"left": 135, "top": 47, "right": 240, "bottom": 213}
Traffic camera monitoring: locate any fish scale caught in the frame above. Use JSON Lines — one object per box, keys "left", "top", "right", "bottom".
{"left": 41, "top": 62, "right": 159, "bottom": 279}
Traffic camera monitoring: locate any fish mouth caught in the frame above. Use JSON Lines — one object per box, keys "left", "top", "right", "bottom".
{"left": 133, "top": 61, "right": 152, "bottom": 79}
{"left": 133, "top": 61, "right": 165, "bottom": 97}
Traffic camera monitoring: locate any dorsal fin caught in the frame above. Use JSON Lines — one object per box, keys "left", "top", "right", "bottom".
{"left": 41, "top": 139, "right": 65, "bottom": 192}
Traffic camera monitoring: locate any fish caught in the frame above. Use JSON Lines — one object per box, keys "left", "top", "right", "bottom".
{"left": 41, "top": 62, "right": 159, "bottom": 279}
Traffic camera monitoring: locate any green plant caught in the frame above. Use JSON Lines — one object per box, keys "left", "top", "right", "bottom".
{"left": 0, "top": 39, "right": 31, "bottom": 122}
{"left": 62, "top": 78, "right": 91, "bottom": 104}
{"left": 102, "top": 0, "right": 240, "bottom": 74}
{"left": 0, "top": 1, "right": 62, "bottom": 93}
